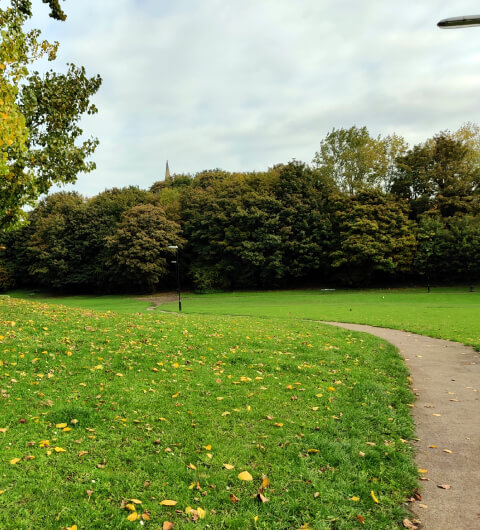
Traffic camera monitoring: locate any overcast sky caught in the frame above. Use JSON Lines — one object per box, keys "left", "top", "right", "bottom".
{"left": 30, "top": 0, "right": 480, "bottom": 197}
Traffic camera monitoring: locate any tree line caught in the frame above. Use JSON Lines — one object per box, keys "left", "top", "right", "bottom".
{"left": 2, "top": 124, "right": 480, "bottom": 293}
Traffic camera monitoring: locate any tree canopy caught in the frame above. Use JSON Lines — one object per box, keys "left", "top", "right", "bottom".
{"left": 0, "top": 0, "right": 101, "bottom": 229}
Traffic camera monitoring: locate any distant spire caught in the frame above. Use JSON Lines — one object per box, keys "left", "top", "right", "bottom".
{"left": 165, "top": 160, "right": 171, "bottom": 181}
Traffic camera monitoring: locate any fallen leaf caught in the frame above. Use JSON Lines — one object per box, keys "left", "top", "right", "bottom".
{"left": 256, "top": 493, "right": 269, "bottom": 503}
{"left": 443, "top": 449, "right": 452, "bottom": 454}
{"left": 261, "top": 474, "right": 270, "bottom": 488}
{"left": 160, "top": 500, "right": 177, "bottom": 506}
{"left": 418, "top": 503, "right": 428, "bottom": 509}
{"left": 162, "top": 522, "right": 174, "bottom": 530}
{"left": 78, "top": 451, "right": 88, "bottom": 457}
{"left": 370, "top": 490, "right": 380, "bottom": 503}
{"left": 141, "top": 511, "right": 151, "bottom": 521}
{"left": 357, "top": 515, "right": 365, "bottom": 524}
{"left": 188, "top": 463, "right": 197, "bottom": 470}
{"left": 437, "top": 484, "right": 451, "bottom": 490}
{"left": 54, "top": 447, "right": 66, "bottom": 453}
{"left": 230, "top": 493, "right": 239, "bottom": 503}
{"left": 197, "top": 507, "right": 206, "bottom": 519}
{"left": 238, "top": 471, "right": 253, "bottom": 481}
{"left": 66, "top": 526, "right": 78, "bottom": 530}
{"left": 127, "top": 512, "right": 140, "bottom": 521}
{"left": 223, "top": 463, "right": 235, "bottom": 470}
{"left": 56, "top": 423, "right": 67, "bottom": 429}
{"left": 403, "top": 519, "right": 418, "bottom": 529}
{"left": 274, "top": 422, "right": 283, "bottom": 427}
{"left": 130, "top": 499, "right": 142, "bottom": 504}
{"left": 313, "top": 492, "right": 320, "bottom": 499}
{"left": 350, "top": 496, "right": 360, "bottom": 502}
{"left": 418, "top": 468, "right": 428, "bottom": 474}
{"left": 307, "top": 449, "right": 320, "bottom": 454}
{"left": 125, "top": 503, "right": 136, "bottom": 511}
{"left": 9, "top": 458, "right": 20, "bottom": 465}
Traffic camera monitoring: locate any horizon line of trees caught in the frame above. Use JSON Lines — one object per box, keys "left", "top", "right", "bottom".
{"left": 2, "top": 123, "right": 480, "bottom": 293}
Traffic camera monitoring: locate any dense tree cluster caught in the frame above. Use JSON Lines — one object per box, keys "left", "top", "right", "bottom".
{"left": 2, "top": 124, "right": 480, "bottom": 293}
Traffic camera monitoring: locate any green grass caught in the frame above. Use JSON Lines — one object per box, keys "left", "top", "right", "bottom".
{"left": 6, "top": 290, "right": 154, "bottom": 314}
{"left": 0, "top": 296, "right": 416, "bottom": 529}
{"left": 160, "top": 287, "right": 480, "bottom": 351}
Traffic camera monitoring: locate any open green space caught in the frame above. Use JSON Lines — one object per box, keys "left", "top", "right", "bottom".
{"left": 0, "top": 296, "right": 416, "bottom": 529}
{"left": 160, "top": 287, "right": 480, "bottom": 351}
{"left": 6, "top": 290, "right": 153, "bottom": 314}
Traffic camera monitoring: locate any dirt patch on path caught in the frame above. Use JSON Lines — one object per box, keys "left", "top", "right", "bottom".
{"left": 136, "top": 292, "right": 179, "bottom": 310}
{"left": 322, "top": 322, "right": 480, "bottom": 530}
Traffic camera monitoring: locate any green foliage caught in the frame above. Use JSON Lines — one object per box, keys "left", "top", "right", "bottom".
{"left": 105, "top": 204, "right": 183, "bottom": 292}
{"left": 329, "top": 191, "right": 416, "bottom": 285}
{"left": 312, "top": 126, "right": 407, "bottom": 196}
{"left": 0, "top": 0, "right": 100, "bottom": 229}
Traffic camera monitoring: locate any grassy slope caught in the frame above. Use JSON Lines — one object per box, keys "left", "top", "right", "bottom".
{"left": 0, "top": 296, "right": 416, "bottom": 529}
{"left": 161, "top": 288, "right": 480, "bottom": 351}
{"left": 6, "top": 290, "right": 153, "bottom": 314}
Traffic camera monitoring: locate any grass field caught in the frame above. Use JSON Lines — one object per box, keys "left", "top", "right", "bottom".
{"left": 160, "top": 288, "right": 480, "bottom": 351}
{"left": 0, "top": 295, "right": 417, "bottom": 529}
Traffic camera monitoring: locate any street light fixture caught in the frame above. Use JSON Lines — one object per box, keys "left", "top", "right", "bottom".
{"left": 438, "top": 15, "right": 480, "bottom": 28}
{"left": 168, "top": 245, "right": 181, "bottom": 312}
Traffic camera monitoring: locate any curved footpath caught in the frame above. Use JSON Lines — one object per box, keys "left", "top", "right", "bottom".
{"left": 322, "top": 322, "right": 480, "bottom": 530}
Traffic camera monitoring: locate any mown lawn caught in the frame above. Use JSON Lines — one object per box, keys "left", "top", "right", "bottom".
{"left": 0, "top": 296, "right": 416, "bottom": 529}
{"left": 160, "top": 288, "right": 480, "bottom": 351}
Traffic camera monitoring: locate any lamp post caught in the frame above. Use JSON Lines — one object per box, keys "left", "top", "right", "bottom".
{"left": 438, "top": 15, "right": 480, "bottom": 28}
{"left": 168, "top": 245, "right": 181, "bottom": 312}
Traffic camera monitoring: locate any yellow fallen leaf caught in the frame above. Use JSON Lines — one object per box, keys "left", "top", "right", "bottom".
{"left": 206, "top": 453, "right": 213, "bottom": 459}
{"left": 418, "top": 468, "right": 428, "bottom": 474}
{"left": 203, "top": 445, "right": 212, "bottom": 450}
{"left": 188, "top": 463, "right": 197, "bottom": 470}
{"left": 9, "top": 458, "right": 20, "bottom": 465}
{"left": 221, "top": 411, "right": 230, "bottom": 416}
{"left": 0, "top": 428, "right": 7, "bottom": 433}
{"left": 274, "top": 422, "right": 283, "bottom": 427}
{"left": 78, "top": 451, "right": 88, "bottom": 457}
{"left": 63, "top": 427, "right": 71, "bottom": 432}
{"left": 56, "top": 423, "right": 67, "bottom": 429}
{"left": 261, "top": 475, "right": 270, "bottom": 488}
{"left": 130, "top": 499, "right": 142, "bottom": 504}
{"left": 308, "top": 449, "right": 320, "bottom": 454}
{"left": 54, "top": 447, "right": 66, "bottom": 453}
{"left": 66, "top": 526, "right": 78, "bottom": 530}
{"left": 350, "top": 496, "right": 360, "bottom": 502}
{"left": 160, "top": 500, "right": 177, "bottom": 506}
{"left": 163, "top": 522, "right": 174, "bottom": 530}
{"left": 0, "top": 491, "right": 4, "bottom": 495}
{"left": 254, "top": 515, "right": 259, "bottom": 523}
{"left": 370, "top": 490, "right": 380, "bottom": 503}
{"left": 127, "top": 512, "right": 140, "bottom": 521}
{"left": 223, "top": 463, "right": 235, "bottom": 470}
{"left": 197, "top": 507, "right": 206, "bottom": 519}
{"left": 238, "top": 471, "right": 253, "bottom": 481}
{"left": 125, "top": 503, "right": 136, "bottom": 511}
{"left": 443, "top": 449, "right": 452, "bottom": 454}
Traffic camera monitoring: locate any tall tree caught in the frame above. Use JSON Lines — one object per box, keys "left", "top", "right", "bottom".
{"left": 105, "top": 204, "right": 183, "bottom": 292}
{"left": 312, "top": 126, "right": 407, "bottom": 196}
{"left": 0, "top": 0, "right": 101, "bottom": 229}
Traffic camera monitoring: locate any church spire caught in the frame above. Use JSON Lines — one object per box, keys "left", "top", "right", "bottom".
{"left": 165, "top": 160, "right": 171, "bottom": 181}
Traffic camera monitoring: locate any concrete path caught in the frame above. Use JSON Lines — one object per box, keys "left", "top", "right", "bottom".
{"left": 322, "top": 322, "right": 480, "bottom": 530}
